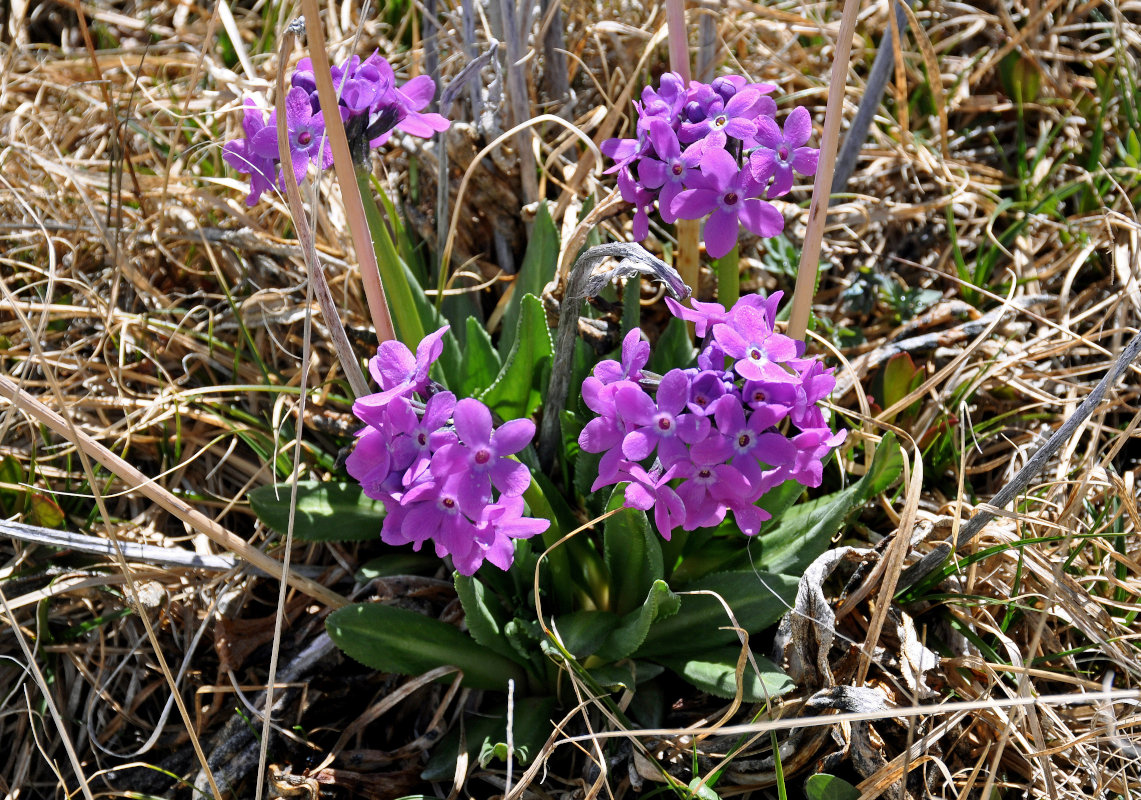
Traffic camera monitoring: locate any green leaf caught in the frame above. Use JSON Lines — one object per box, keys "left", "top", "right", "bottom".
{"left": 326, "top": 603, "right": 526, "bottom": 690}
{"left": 603, "top": 490, "right": 664, "bottom": 615}
{"left": 355, "top": 553, "right": 439, "bottom": 581}
{"left": 648, "top": 316, "right": 697, "bottom": 374}
{"left": 635, "top": 571, "right": 798, "bottom": 659}
{"left": 595, "top": 579, "right": 680, "bottom": 663}
{"left": 549, "top": 609, "right": 620, "bottom": 659}
{"left": 498, "top": 203, "right": 558, "bottom": 359}
{"left": 249, "top": 481, "right": 383, "bottom": 541}
{"left": 455, "top": 574, "right": 528, "bottom": 665}
{"left": 804, "top": 774, "right": 861, "bottom": 800}
{"left": 460, "top": 316, "right": 502, "bottom": 397}
{"left": 752, "top": 433, "right": 903, "bottom": 575}
{"left": 480, "top": 293, "right": 553, "bottom": 420}
{"left": 659, "top": 646, "right": 793, "bottom": 702}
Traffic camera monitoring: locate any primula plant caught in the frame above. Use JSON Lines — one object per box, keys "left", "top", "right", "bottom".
{"left": 236, "top": 45, "right": 895, "bottom": 788}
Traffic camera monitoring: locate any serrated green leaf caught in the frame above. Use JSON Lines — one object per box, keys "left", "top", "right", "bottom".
{"left": 595, "top": 579, "right": 680, "bottom": 663}
{"left": 249, "top": 480, "right": 383, "bottom": 541}
{"left": 752, "top": 433, "right": 903, "bottom": 575}
{"left": 480, "top": 293, "right": 553, "bottom": 420}
{"left": 804, "top": 774, "right": 861, "bottom": 800}
{"left": 460, "top": 316, "right": 502, "bottom": 397}
{"left": 455, "top": 574, "right": 528, "bottom": 665}
{"left": 326, "top": 603, "right": 526, "bottom": 690}
{"left": 498, "top": 203, "right": 558, "bottom": 359}
{"left": 603, "top": 489, "right": 663, "bottom": 615}
{"left": 659, "top": 646, "right": 793, "bottom": 702}
{"left": 635, "top": 571, "right": 798, "bottom": 659}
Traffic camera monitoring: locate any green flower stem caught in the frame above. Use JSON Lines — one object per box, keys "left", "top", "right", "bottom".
{"left": 715, "top": 244, "right": 739, "bottom": 309}
{"left": 356, "top": 167, "right": 426, "bottom": 349}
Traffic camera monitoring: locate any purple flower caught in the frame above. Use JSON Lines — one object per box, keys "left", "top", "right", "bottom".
{"left": 713, "top": 305, "right": 799, "bottom": 382}
{"left": 369, "top": 70, "right": 450, "bottom": 147}
{"left": 637, "top": 119, "right": 699, "bottom": 223}
{"left": 222, "top": 99, "right": 278, "bottom": 206}
{"left": 622, "top": 463, "right": 686, "bottom": 540}
{"left": 678, "top": 86, "right": 766, "bottom": 149}
{"left": 675, "top": 456, "right": 753, "bottom": 531}
{"left": 594, "top": 329, "right": 651, "bottom": 385}
{"left": 617, "top": 168, "right": 657, "bottom": 241}
{"left": 686, "top": 370, "right": 731, "bottom": 415}
{"left": 671, "top": 148, "right": 784, "bottom": 259}
{"left": 346, "top": 425, "right": 394, "bottom": 501}
{"left": 785, "top": 428, "right": 848, "bottom": 487}
{"left": 617, "top": 370, "right": 709, "bottom": 467}
{"left": 432, "top": 398, "right": 534, "bottom": 507}
{"left": 473, "top": 495, "right": 551, "bottom": 572}
{"left": 388, "top": 392, "right": 457, "bottom": 482}
{"left": 692, "top": 395, "right": 794, "bottom": 485}
{"left": 356, "top": 325, "right": 450, "bottom": 415}
{"left": 750, "top": 106, "right": 819, "bottom": 198}
{"left": 251, "top": 87, "right": 336, "bottom": 186}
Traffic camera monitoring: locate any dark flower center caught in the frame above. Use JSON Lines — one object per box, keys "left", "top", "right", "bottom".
{"left": 298, "top": 131, "right": 312, "bottom": 146}
{"left": 672, "top": 163, "right": 684, "bottom": 176}
{"left": 442, "top": 497, "right": 456, "bottom": 509}
{"left": 738, "top": 433, "right": 751, "bottom": 448}
{"left": 778, "top": 145, "right": 790, "bottom": 161}
{"left": 753, "top": 390, "right": 767, "bottom": 402}
{"left": 417, "top": 432, "right": 428, "bottom": 446}
{"left": 750, "top": 348, "right": 763, "bottom": 361}
{"left": 713, "top": 114, "right": 728, "bottom": 129}
{"left": 657, "top": 417, "right": 673, "bottom": 431}
{"left": 699, "top": 468, "right": 713, "bottom": 479}
{"left": 474, "top": 449, "right": 491, "bottom": 465}
{"left": 724, "top": 192, "right": 739, "bottom": 206}
{"left": 694, "top": 395, "right": 708, "bottom": 406}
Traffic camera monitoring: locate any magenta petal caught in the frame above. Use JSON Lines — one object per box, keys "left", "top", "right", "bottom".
{"left": 671, "top": 187, "right": 720, "bottom": 220}
{"left": 656, "top": 369, "right": 690, "bottom": 416}
{"left": 625, "top": 482, "right": 654, "bottom": 511}
{"left": 639, "top": 158, "right": 669, "bottom": 189}
{"left": 753, "top": 115, "right": 782, "bottom": 150}
{"left": 285, "top": 86, "right": 312, "bottom": 124}
{"left": 739, "top": 199, "right": 784, "bottom": 239}
{"left": 373, "top": 340, "right": 415, "bottom": 389}
{"left": 622, "top": 430, "right": 657, "bottom": 461}
{"left": 399, "top": 75, "right": 437, "bottom": 109}
{"left": 793, "top": 147, "right": 819, "bottom": 176}
{"left": 615, "top": 384, "right": 657, "bottom": 426}
{"left": 723, "top": 118, "right": 757, "bottom": 140}
{"left": 750, "top": 150, "right": 776, "bottom": 184}
{"left": 784, "top": 106, "right": 812, "bottom": 147}
{"left": 647, "top": 118, "right": 680, "bottom": 160}
{"left": 492, "top": 418, "right": 536, "bottom": 455}
{"left": 767, "top": 169, "right": 794, "bottom": 198}
{"left": 580, "top": 417, "right": 621, "bottom": 452}
{"left": 490, "top": 459, "right": 530, "bottom": 496}
{"left": 453, "top": 398, "right": 493, "bottom": 446}
{"left": 703, "top": 207, "right": 739, "bottom": 259}
{"left": 430, "top": 443, "right": 469, "bottom": 477}
{"left": 699, "top": 147, "right": 738, "bottom": 188}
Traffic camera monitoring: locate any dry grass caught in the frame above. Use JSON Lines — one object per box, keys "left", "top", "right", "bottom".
{"left": 1, "top": 0, "right": 1140, "bottom": 798}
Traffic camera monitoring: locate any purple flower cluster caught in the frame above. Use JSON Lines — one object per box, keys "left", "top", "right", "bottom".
{"left": 223, "top": 50, "right": 449, "bottom": 206}
{"left": 578, "top": 293, "right": 844, "bottom": 539}
{"left": 602, "top": 73, "right": 819, "bottom": 259}
{"left": 346, "top": 326, "right": 549, "bottom": 575}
